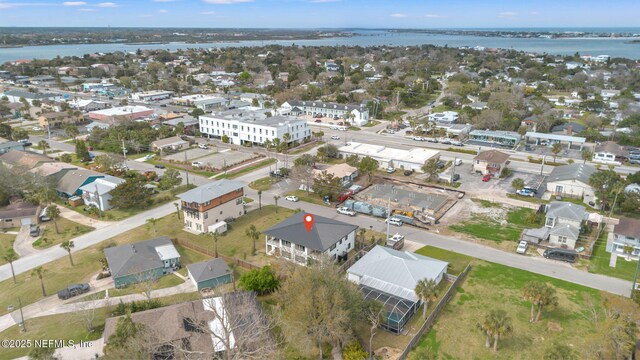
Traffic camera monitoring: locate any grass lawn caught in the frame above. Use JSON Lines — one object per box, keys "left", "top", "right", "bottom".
{"left": 348, "top": 126, "right": 361, "bottom": 131}
{"left": 408, "top": 248, "right": 620, "bottom": 360}
{"left": 284, "top": 190, "right": 330, "bottom": 207}
{"left": 32, "top": 218, "right": 94, "bottom": 249}
{"left": 415, "top": 246, "right": 472, "bottom": 275}
{"left": 588, "top": 230, "right": 636, "bottom": 281}
{"left": 249, "top": 176, "right": 278, "bottom": 191}
{"left": 449, "top": 207, "right": 542, "bottom": 243}
{"left": 289, "top": 141, "right": 325, "bottom": 155}
{"left": 108, "top": 273, "right": 185, "bottom": 297}
{"left": 0, "top": 233, "right": 17, "bottom": 266}
{"left": 243, "top": 197, "right": 253, "bottom": 203}
{"left": 363, "top": 120, "right": 381, "bottom": 127}
{"left": 217, "top": 158, "right": 277, "bottom": 179}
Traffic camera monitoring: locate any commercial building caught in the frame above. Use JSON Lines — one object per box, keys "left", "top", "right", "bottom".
{"left": 264, "top": 212, "right": 357, "bottom": 266}
{"left": 338, "top": 142, "right": 440, "bottom": 173}
{"left": 468, "top": 130, "right": 520, "bottom": 148}
{"left": 199, "top": 109, "right": 310, "bottom": 146}
{"left": 593, "top": 141, "right": 628, "bottom": 165}
{"left": 280, "top": 100, "right": 370, "bottom": 126}
{"left": 151, "top": 136, "right": 189, "bottom": 152}
{"left": 546, "top": 163, "right": 597, "bottom": 206}
{"left": 473, "top": 150, "right": 510, "bottom": 176}
{"left": 177, "top": 180, "right": 245, "bottom": 234}
{"left": 87, "top": 105, "right": 154, "bottom": 122}
{"left": 131, "top": 90, "right": 174, "bottom": 102}
{"left": 3, "top": 90, "right": 61, "bottom": 105}
{"left": 524, "top": 132, "right": 586, "bottom": 150}
{"left": 427, "top": 111, "right": 459, "bottom": 124}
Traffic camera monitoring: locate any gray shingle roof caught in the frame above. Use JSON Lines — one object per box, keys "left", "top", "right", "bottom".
{"left": 547, "top": 163, "right": 596, "bottom": 185}
{"left": 187, "top": 258, "right": 231, "bottom": 283}
{"left": 347, "top": 246, "right": 448, "bottom": 302}
{"left": 549, "top": 223, "right": 580, "bottom": 240}
{"left": 263, "top": 212, "right": 358, "bottom": 252}
{"left": 547, "top": 201, "right": 587, "bottom": 222}
{"left": 104, "top": 236, "right": 179, "bottom": 279}
{"left": 55, "top": 169, "right": 104, "bottom": 196}
{"left": 177, "top": 180, "right": 244, "bottom": 204}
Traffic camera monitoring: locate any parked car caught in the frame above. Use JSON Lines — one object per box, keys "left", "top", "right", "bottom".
{"left": 160, "top": 104, "right": 167, "bottom": 107}
{"left": 29, "top": 224, "right": 40, "bottom": 237}
{"left": 338, "top": 126, "right": 347, "bottom": 131}
{"left": 57, "top": 283, "right": 90, "bottom": 300}
{"left": 191, "top": 161, "right": 204, "bottom": 168}
{"left": 337, "top": 207, "right": 356, "bottom": 216}
{"left": 143, "top": 154, "right": 155, "bottom": 161}
{"left": 452, "top": 174, "right": 460, "bottom": 182}
{"left": 284, "top": 195, "right": 299, "bottom": 202}
{"left": 22, "top": 141, "right": 32, "bottom": 147}
{"left": 482, "top": 174, "right": 492, "bottom": 182}
{"left": 330, "top": 126, "right": 338, "bottom": 130}
{"left": 426, "top": 137, "right": 438, "bottom": 143}
{"left": 523, "top": 186, "right": 538, "bottom": 195}
{"left": 154, "top": 164, "right": 166, "bottom": 169}
{"left": 388, "top": 233, "right": 405, "bottom": 242}
{"left": 403, "top": 169, "right": 414, "bottom": 176}
{"left": 412, "top": 136, "right": 424, "bottom": 141}
{"left": 386, "top": 167, "right": 396, "bottom": 173}
{"left": 198, "top": 144, "right": 209, "bottom": 149}
{"left": 314, "top": 119, "right": 322, "bottom": 123}
{"left": 516, "top": 189, "right": 535, "bottom": 197}
{"left": 454, "top": 159, "right": 463, "bottom": 166}
{"left": 331, "top": 135, "right": 340, "bottom": 140}
{"left": 451, "top": 141, "right": 464, "bottom": 146}
{"left": 543, "top": 248, "right": 578, "bottom": 263}
{"left": 516, "top": 241, "right": 528, "bottom": 254}
{"left": 385, "top": 217, "right": 403, "bottom": 226}
{"left": 437, "top": 160, "right": 446, "bottom": 169}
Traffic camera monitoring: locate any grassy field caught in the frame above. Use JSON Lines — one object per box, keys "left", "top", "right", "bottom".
{"left": 415, "top": 246, "right": 473, "bottom": 275}
{"left": 249, "top": 176, "right": 277, "bottom": 191}
{"left": 408, "top": 247, "right": 620, "bottom": 360}
{"left": 363, "top": 120, "right": 381, "bottom": 127}
{"left": 0, "top": 224, "right": 210, "bottom": 317}
{"left": 33, "top": 218, "right": 94, "bottom": 249}
{"left": 108, "top": 273, "right": 184, "bottom": 297}
{"left": 0, "top": 233, "right": 17, "bottom": 266}
{"left": 449, "top": 207, "right": 542, "bottom": 243}
{"left": 217, "top": 158, "right": 277, "bottom": 179}
{"left": 284, "top": 190, "right": 330, "bottom": 207}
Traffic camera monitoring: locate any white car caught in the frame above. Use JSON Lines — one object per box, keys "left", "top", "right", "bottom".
{"left": 386, "top": 167, "right": 396, "bottom": 173}
{"left": 385, "top": 217, "right": 403, "bottom": 226}
{"left": 32, "top": 126, "right": 42, "bottom": 131}
{"left": 331, "top": 135, "right": 340, "bottom": 140}
{"left": 454, "top": 159, "right": 463, "bottom": 166}
{"left": 198, "top": 144, "right": 209, "bottom": 149}
{"left": 516, "top": 241, "right": 528, "bottom": 254}
{"left": 412, "top": 136, "right": 424, "bottom": 141}
{"left": 191, "top": 161, "right": 204, "bottom": 168}
{"left": 338, "top": 126, "right": 347, "bottom": 131}
{"left": 388, "top": 233, "right": 405, "bottom": 242}
{"left": 337, "top": 207, "right": 356, "bottom": 216}
{"left": 330, "top": 126, "right": 338, "bottom": 130}
{"left": 285, "top": 195, "right": 299, "bottom": 202}
{"left": 143, "top": 154, "right": 155, "bottom": 161}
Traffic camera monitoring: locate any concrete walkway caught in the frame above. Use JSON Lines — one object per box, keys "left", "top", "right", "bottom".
{"left": 58, "top": 207, "right": 110, "bottom": 229}
{"left": 12, "top": 225, "right": 39, "bottom": 257}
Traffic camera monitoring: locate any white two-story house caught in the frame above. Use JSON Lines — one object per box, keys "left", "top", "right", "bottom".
{"left": 264, "top": 212, "right": 357, "bottom": 266}
{"left": 523, "top": 201, "right": 587, "bottom": 250}
{"left": 609, "top": 217, "right": 640, "bottom": 259}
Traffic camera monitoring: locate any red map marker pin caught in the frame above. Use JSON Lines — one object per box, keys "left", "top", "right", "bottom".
{"left": 303, "top": 214, "right": 315, "bottom": 233}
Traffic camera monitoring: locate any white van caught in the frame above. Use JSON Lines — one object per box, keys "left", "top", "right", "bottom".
{"left": 338, "top": 126, "right": 347, "bottom": 131}
{"left": 385, "top": 217, "right": 403, "bottom": 226}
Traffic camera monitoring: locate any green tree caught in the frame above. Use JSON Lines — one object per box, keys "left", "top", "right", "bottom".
{"left": 59, "top": 153, "right": 72, "bottom": 163}
{"left": 46, "top": 204, "right": 61, "bottom": 234}
{"left": 415, "top": 278, "right": 438, "bottom": 319}
{"left": 523, "top": 281, "right": 558, "bottom": 323}
{"left": 0, "top": 123, "right": 12, "bottom": 139}
{"left": 512, "top": 178, "right": 525, "bottom": 191}
{"left": 238, "top": 265, "right": 279, "bottom": 295}
{"left": 543, "top": 341, "right": 576, "bottom": 360}
{"left": 421, "top": 159, "right": 440, "bottom": 181}
{"left": 273, "top": 195, "right": 280, "bottom": 213}
{"left": 110, "top": 178, "right": 153, "bottom": 209}
{"left": 408, "top": 345, "right": 438, "bottom": 360}
{"left": 342, "top": 341, "right": 368, "bottom": 360}
{"left": 312, "top": 170, "right": 341, "bottom": 200}
{"left": 589, "top": 170, "right": 625, "bottom": 210}
{"left": 477, "top": 309, "right": 513, "bottom": 352}
{"left": 146, "top": 217, "right": 158, "bottom": 234}
{"left": 60, "top": 239, "right": 75, "bottom": 266}
{"left": 191, "top": 108, "right": 205, "bottom": 118}
{"left": 238, "top": 71, "right": 253, "bottom": 83}
{"left": 221, "top": 134, "right": 230, "bottom": 143}
{"left": 28, "top": 345, "right": 56, "bottom": 360}
{"left": 245, "top": 224, "right": 261, "bottom": 256}
{"left": 358, "top": 156, "right": 379, "bottom": 183}
{"left": 63, "top": 124, "right": 79, "bottom": 141}
{"left": 75, "top": 139, "right": 91, "bottom": 162}
{"left": 2, "top": 248, "right": 18, "bottom": 284}
{"left": 31, "top": 266, "right": 47, "bottom": 297}
{"left": 37, "top": 140, "right": 49, "bottom": 154}
{"left": 293, "top": 154, "right": 317, "bottom": 168}
{"left": 158, "top": 168, "right": 182, "bottom": 190}
{"left": 12, "top": 128, "right": 29, "bottom": 141}
{"left": 581, "top": 148, "right": 593, "bottom": 164}
{"left": 551, "top": 142, "right": 563, "bottom": 162}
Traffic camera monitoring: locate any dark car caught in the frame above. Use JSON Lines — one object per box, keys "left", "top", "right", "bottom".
{"left": 404, "top": 169, "right": 414, "bottom": 176}
{"left": 22, "top": 141, "right": 33, "bottom": 147}
{"left": 57, "top": 283, "right": 90, "bottom": 300}
{"left": 154, "top": 164, "right": 166, "bottom": 169}
{"left": 437, "top": 160, "right": 446, "bottom": 169}
{"left": 29, "top": 224, "right": 40, "bottom": 237}
{"left": 452, "top": 174, "right": 460, "bottom": 181}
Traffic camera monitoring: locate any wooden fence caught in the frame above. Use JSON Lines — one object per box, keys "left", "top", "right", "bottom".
{"left": 173, "top": 238, "right": 261, "bottom": 270}
{"left": 397, "top": 264, "right": 472, "bottom": 360}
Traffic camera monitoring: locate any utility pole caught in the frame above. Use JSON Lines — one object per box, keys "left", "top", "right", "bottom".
{"left": 46, "top": 125, "right": 52, "bottom": 149}
{"left": 121, "top": 139, "right": 127, "bottom": 169}
{"left": 385, "top": 197, "right": 391, "bottom": 244}
{"left": 633, "top": 259, "right": 640, "bottom": 296}
{"left": 540, "top": 155, "right": 546, "bottom": 176}
{"left": 451, "top": 157, "right": 457, "bottom": 184}
{"left": 183, "top": 149, "right": 190, "bottom": 186}
{"left": 18, "top": 297, "right": 25, "bottom": 332}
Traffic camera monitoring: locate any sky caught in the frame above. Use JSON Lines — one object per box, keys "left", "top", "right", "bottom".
{"left": 1, "top": 0, "right": 640, "bottom": 28}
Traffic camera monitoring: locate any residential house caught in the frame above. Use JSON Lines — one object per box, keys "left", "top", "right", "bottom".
{"left": 472, "top": 150, "right": 510, "bottom": 176}
{"left": 38, "top": 111, "right": 83, "bottom": 128}
{"left": 177, "top": 180, "right": 245, "bottom": 234}
{"left": 593, "top": 141, "right": 628, "bottom": 164}
{"left": 0, "top": 200, "right": 39, "bottom": 228}
{"left": 187, "top": 258, "right": 233, "bottom": 291}
{"left": 313, "top": 163, "right": 358, "bottom": 187}
{"left": 69, "top": 99, "right": 110, "bottom": 112}
{"left": 30, "top": 162, "right": 78, "bottom": 183}
{"left": 347, "top": 245, "right": 448, "bottom": 333}
{"left": 2, "top": 90, "right": 61, "bottom": 105}
{"left": 427, "top": 111, "right": 459, "bottom": 124}
{"left": 264, "top": 212, "right": 357, "bottom": 266}
{"left": 162, "top": 116, "right": 199, "bottom": 135}
{"left": 324, "top": 61, "right": 340, "bottom": 72}
{"left": 79, "top": 176, "right": 125, "bottom": 211}
{"left": 0, "top": 141, "right": 26, "bottom": 154}
{"left": 280, "top": 100, "right": 369, "bottom": 126}
{"left": 55, "top": 169, "right": 105, "bottom": 198}
{"left": 523, "top": 201, "right": 587, "bottom": 250}
{"left": 0, "top": 150, "right": 54, "bottom": 170}
{"left": 608, "top": 217, "right": 640, "bottom": 259}
{"left": 104, "top": 236, "right": 181, "bottom": 288}
{"left": 151, "top": 136, "right": 189, "bottom": 152}
{"left": 546, "top": 163, "right": 597, "bottom": 206}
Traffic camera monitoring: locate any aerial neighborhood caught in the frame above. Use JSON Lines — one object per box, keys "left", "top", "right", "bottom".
{"left": 1, "top": 29, "right": 640, "bottom": 360}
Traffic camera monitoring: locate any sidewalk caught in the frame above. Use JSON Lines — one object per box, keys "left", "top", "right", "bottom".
{"left": 58, "top": 207, "right": 110, "bottom": 229}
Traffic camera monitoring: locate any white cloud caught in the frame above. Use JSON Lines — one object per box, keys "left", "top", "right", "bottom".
{"left": 390, "top": 13, "right": 407, "bottom": 18}
{"left": 96, "top": 2, "right": 117, "bottom": 7}
{"left": 200, "top": 10, "right": 216, "bottom": 14}
{"left": 202, "top": 0, "right": 252, "bottom": 3}
{"left": 498, "top": 11, "right": 518, "bottom": 18}
{"left": 78, "top": 7, "right": 95, "bottom": 11}
{"left": 424, "top": 14, "right": 446, "bottom": 18}
{"left": 62, "top": 1, "right": 87, "bottom": 5}
{"left": 158, "top": 9, "right": 168, "bottom": 13}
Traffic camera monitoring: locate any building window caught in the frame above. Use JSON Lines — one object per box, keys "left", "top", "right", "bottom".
{"left": 295, "top": 244, "right": 305, "bottom": 252}
{"left": 558, "top": 236, "right": 567, "bottom": 244}
{"left": 282, "top": 240, "right": 291, "bottom": 247}
{"left": 347, "top": 242, "right": 351, "bottom": 249}
{"left": 546, "top": 217, "right": 555, "bottom": 227}
{"left": 330, "top": 244, "right": 336, "bottom": 251}
{"left": 204, "top": 212, "right": 208, "bottom": 219}
{"left": 220, "top": 211, "right": 223, "bottom": 215}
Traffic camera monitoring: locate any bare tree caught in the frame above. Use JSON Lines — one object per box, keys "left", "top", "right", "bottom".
{"left": 76, "top": 292, "right": 108, "bottom": 332}
{"left": 134, "top": 269, "right": 159, "bottom": 301}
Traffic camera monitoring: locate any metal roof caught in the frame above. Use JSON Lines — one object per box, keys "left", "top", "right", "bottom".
{"left": 177, "top": 180, "right": 245, "bottom": 204}
{"left": 263, "top": 212, "right": 358, "bottom": 252}
{"left": 547, "top": 163, "right": 596, "bottom": 185}
{"left": 347, "top": 246, "right": 448, "bottom": 302}
{"left": 525, "top": 131, "right": 586, "bottom": 143}
{"left": 548, "top": 224, "right": 580, "bottom": 240}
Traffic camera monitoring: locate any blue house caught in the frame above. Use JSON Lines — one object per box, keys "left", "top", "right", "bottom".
{"left": 187, "top": 258, "right": 233, "bottom": 291}
{"left": 55, "top": 169, "right": 105, "bottom": 198}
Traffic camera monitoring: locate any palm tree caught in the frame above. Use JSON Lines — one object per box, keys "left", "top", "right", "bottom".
{"left": 478, "top": 309, "right": 513, "bottom": 352}
{"left": 414, "top": 278, "right": 438, "bottom": 319}
{"left": 209, "top": 231, "right": 219, "bottom": 258}
{"left": 174, "top": 202, "right": 181, "bottom": 220}
{"left": 257, "top": 190, "right": 263, "bottom": 210}
{"left": 45, "top": 205, "right": 61, "bottom": 234}
{"left": 31, "top": 266, "right": 47, "bottom": 297}
{"left": 146, "top": 217, "right": 158, "bottom": 234}
{"left": 581, "top": 148, "right": 593, "bottom": 164}
{"left": 551, "top": 142, "right": 562, "bottom": 162}
{"left": 273, "top": 195, "right": 281, "bottom": 213}
{"left": 60, "top": 240, "right": 75, "bottom": 266}
{"left": 358, "top": 228, "right": 366, "bottom": 250}
{"left": 37, "top": 140, "right": 49, "bottom": 154}
{"left": 282, "top": 132, "right": 291, "bottom": 147}
{"left": 523, "top": 281, "right": 558, "bottom": 323}
{"left": 511, "top": 178, "right": 525, "bottom": 191}
{"left": 3, "top": 248, "right": 18, "bottom": 284}
{"left": 245, "top": 224, "right": 261, "bottom": 255}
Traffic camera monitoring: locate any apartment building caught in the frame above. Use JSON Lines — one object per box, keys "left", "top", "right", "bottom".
{"left": 177, "top": 180, "right": 245, "bottom": 234}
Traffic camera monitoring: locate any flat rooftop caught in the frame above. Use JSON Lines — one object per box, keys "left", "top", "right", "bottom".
{"left": 359, "top": 183, "right": 449, "bottom": 212}
{"left": 339, "top": 142, "right": 440, "bottom": 164}
{"left": 89, "top": 105, "right": 153, "bottom": 116}
{"left": 204, "top": 109, "right": 305, "bottom": 127}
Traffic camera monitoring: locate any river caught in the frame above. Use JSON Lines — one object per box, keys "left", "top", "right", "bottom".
{"left": 1, "top": 29, "right": 640, "bottom": 63}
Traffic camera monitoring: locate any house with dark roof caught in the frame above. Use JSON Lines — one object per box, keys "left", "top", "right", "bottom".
{"left": 347, "top": 245, "right": 448, "bottom": 333}
{"left": 104, "top": 236, "right": 181, "bottom": 288}
{"left": 609, "top": 217, "right": 640, "bottom": 259}
{"left": 29, "top": 162, "right": 78, "bottom": 183}
{"left": 177, "top": 180, "right": 245, "bottom": 234}
{"left": 55, "top": 169, "right": 105, "bottom": 198}
{"left": 0, "top": 150, "right": 54, "bottom": 170}
{"left": 264, "top": 212, "right": 358, "bottom": 266}
{"left": 187, "top": 258, "right": 232, "bottom": 291}
{"left": 472, "top": 150, "right": 510, "bottom": 176}
{"left": 0, "top": 200, "right": 39, "bottom": 228}
{"left": 545, "top": 163, "right": 597, "bottom": 206}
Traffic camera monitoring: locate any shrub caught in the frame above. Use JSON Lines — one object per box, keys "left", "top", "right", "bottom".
{"left": 238, "top": 266, "right": 279, "bottom": 295}
{"left": 343, "top": 341, "right": 367, "bottom": 360}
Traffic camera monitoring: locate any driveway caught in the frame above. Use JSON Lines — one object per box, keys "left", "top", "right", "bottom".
{"left": 12, "top": 225, "right": 39, "bottom": 257}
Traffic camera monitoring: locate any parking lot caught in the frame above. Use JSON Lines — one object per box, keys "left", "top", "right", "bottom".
{"left": 163, "top": 147, "right": 217, "bottom": 162}
{"left": 192, "top": 149, "right": 257, "bottom": 169}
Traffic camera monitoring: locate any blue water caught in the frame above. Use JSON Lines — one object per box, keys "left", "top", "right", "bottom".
{"left": 1, "top": 29, "right": 640, "bottom": 63}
